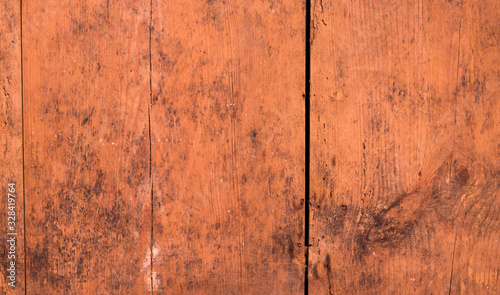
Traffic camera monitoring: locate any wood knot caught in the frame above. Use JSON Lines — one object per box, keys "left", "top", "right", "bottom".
{"left": 456, "top": 166, "right": 470, "bottom": 185}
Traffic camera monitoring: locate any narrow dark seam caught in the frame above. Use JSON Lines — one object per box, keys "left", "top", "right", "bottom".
{"left": 20, "top": 0, "right": 27, "bottom": 294}
{"left": 448, "top": 17, "right": 462, "bottom": 295}
{"left": 448, "top": 231, "right": 458, "bottom": 295}
{"left": 149, "top": 0, "right": 154, "bottom": 292}
{"left": 454, "top": 19, "right": 461, "bottom": 125}
{"left": 304, "top": 0, "right": 311, "bottom": 293}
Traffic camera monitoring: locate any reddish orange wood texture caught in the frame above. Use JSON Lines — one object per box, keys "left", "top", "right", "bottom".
{"left": 2, "top": 0, "right": 500, "bottom": 293}
{"left": 310, "top": 0, "right": 500, "bottom": 294}
{"left": 151, "top": 0, "right": 306, "bottom": 293}
{"left": 0, "top": 1, "right": 24, "bottom": 293}
{"left": 23, "top": 0, "right": 151, "bottom": 293}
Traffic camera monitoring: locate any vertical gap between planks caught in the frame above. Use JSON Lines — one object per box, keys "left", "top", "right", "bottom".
{"left": 304, "top": 0, "right": 311, "bottom": 293}
{"left": 20, "top": 0, "right": 27, "bottom": 293}
{"left": 448, "top": 231, "right": 458, "bottom": 294}
{"left": 149, "top": 0, "right": 154, "bottom": 292}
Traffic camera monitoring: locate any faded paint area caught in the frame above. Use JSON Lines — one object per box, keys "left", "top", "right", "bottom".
{"left": 23, "top": 0, "right": 151, "bottom": 293}
{"left": 151, "top": 0, "right": 306, "bottom": 293}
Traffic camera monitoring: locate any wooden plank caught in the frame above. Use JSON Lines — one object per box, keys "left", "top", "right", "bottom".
{"left": 0, "top": 0, "right": 25, "bottom": 293}
{"left": 447, "top": 1, "right": 500, "bottom": 293}
{"left": 310, "top": 0, "right": 499, "bottom": 294}
{"left": 23, "top": 1, "right": 152, "bottom": 293}
{"left": 151, "top": 0, "right": 306, "bottom": 293}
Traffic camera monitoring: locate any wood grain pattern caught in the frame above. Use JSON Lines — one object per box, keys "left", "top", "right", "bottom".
{"left": 1, "top": 0, "right": 498, "bottom": 292}
{"left": 310, "top": 0, "right": 500, "bottom": 294}
{"left": 0, "top": 0, "right": 24, "bottom": 293}
{"left": 23, "top": 0, "right": 151, "bottom": 293}
{"left": 151, "top": 0, "right": 306, "bottom": 293}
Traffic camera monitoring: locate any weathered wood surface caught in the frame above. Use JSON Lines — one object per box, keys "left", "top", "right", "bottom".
{"left": 2, "top": 0, "right": 499, "bottom": 293}
{"left": 310, "top": 0, "right": 500, "bottom": 294}
{"left": 23, "top": 0, "right": 151, "bottom": 293}
{"left": 151, "top": 0, "right": 306, "bottom": 293}
{"left": 0, "top": 0, "right": 24, "bottom": 293}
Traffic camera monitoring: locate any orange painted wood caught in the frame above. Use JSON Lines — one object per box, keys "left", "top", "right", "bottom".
{"left": 310, "top": 0, "right": 500, "bottom": 294}
{"left": 22, "top": 1, "right": 152, "bottom": 293}
{"left": 2, "top": 0, "right": 498, "bottom": 292}
{"left": 151, "top": 0, "right": 306, "bottom": 293}
{"left": 0, "top": 0, "right": 25, "bottom": 293}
